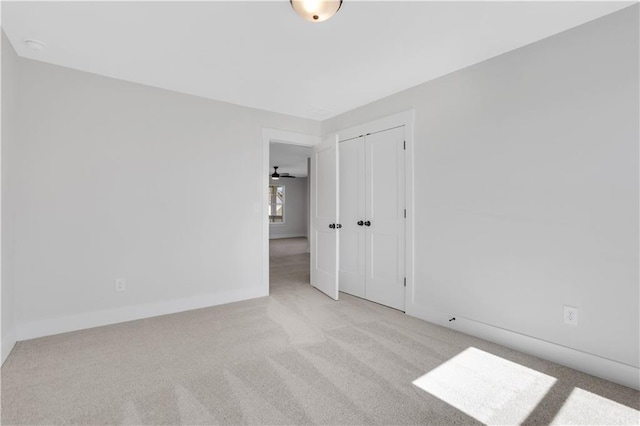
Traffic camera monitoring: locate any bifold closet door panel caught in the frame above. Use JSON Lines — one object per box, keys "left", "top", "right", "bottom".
{"left": 338, "top": 138, "right": 366, "bottom": 298}
{"left": 365, "top": 127, "right": 406, "bottom": 311}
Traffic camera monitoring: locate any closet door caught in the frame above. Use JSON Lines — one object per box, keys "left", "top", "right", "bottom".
{"left": 338, "top": 137, "right": 366, "bottom": 298}
{"left": 364, "top": 127, "right": 405, "bottom": 310}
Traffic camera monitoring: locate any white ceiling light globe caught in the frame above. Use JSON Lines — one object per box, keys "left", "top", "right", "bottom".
{"left": 290, "top": 0, "right": 342, "bottom": 23}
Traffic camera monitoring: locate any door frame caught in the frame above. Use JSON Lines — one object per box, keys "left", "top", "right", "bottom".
{"left": 261, "top": 128, "right": 321, "bottom": 294}
{"left": 325, "top": 110, "right": 415, "bottom": 312}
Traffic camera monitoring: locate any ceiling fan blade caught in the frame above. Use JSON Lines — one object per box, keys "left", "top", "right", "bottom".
{"left": 271, "top": 167, "right": 297, "bottom": 178}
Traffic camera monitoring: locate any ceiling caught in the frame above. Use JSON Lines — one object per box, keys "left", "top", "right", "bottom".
{"left": 2, "top": 1, "right": 634, "bottom": 120}
{"left": 270, "top": 142, "right": 312, "bottom": 178}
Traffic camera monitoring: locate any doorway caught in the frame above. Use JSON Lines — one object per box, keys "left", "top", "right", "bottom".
{"left": 261, "top": 110, "right": 414, "bottom": 311}
{"left": 262, "top": 129, "right": 319, "bottom": 294}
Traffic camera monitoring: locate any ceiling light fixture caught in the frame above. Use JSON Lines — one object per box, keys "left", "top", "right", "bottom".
{"left": 24, "top": 39, "right": 46, "bottom": 52}
{"left": 290, "top": 0, "right": 342, "bottom": 23}
{"left": 271, "top": 166, "right": 280, "bottom": 180}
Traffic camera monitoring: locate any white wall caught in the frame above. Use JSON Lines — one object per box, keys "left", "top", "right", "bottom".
{"left": 324, "top": 6, "right": 639, "bottom": 379}
{"left": 10, "top": 57, "right": 320, "bottom": 340}
{"left": 269, "top": 177, "right": 308, "bottom": 239}
{"left": 1, "top": 31, "right": 20, "bottom": 363}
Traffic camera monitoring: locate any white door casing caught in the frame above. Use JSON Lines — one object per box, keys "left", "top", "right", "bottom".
{"left": 310, "top": 135, "right": 339, "bottom": 300}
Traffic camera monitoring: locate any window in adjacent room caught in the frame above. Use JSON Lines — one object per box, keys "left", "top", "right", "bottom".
{"left": 268, "top": 185, "right": 285, "bottom": 223}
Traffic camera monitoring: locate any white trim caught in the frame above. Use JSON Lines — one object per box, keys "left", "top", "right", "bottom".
{"left": 329, "top": 110, "right": 415, "bottom": 144}
{"left": 1, "top": 329, "right": 16, "bottom": 365}
{"left": 16, "top": 286, "right": 267, "bottom": 341}
{"left": 263, "top": 128, "right": 321, "bottom": 148}
{"left": 331, "top": 110, "right": 415, "bottom": 312}
{"left": 262, "top": 128, "right": 320, "bottom": 296}
{"left": 409, "top": 306, "right": 640, "bottom": 391}
{"left": 269, "top": 233, "right": 307, "bottom": 240}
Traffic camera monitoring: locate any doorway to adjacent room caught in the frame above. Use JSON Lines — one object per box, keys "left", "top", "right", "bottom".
{"left": 263, "top": 131, "right": 317, "bottom": 294}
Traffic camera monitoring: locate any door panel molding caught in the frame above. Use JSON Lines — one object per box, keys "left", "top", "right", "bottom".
{"left": 364, "top": 126, "right": 405, "bottom": 310}
{"left": 338, "top": 137, "right": 366, "bottom": 298}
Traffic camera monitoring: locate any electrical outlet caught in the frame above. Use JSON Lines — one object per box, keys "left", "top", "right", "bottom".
{"left": 115, "top": 278, "right": 126, "bottom": 292}
{"left": 564, "top": 305, "right": 578, "bottom": 326}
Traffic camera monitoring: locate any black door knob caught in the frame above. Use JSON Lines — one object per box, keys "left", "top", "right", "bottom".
{"left": 329, "top": 223, "right": 335, "bottom": 229}
{"left": 357, "top": 220, "right": 364, "bottom": 226}
{"left": 336, "top": 224, "right": 342, "bottom": 229}
{"left": 364, "top": 221, "right": 371, "bottom": 227}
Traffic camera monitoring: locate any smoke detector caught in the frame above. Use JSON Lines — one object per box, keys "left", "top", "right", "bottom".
{"left": 24, "top": 39, "right": 46, "bottom": 52}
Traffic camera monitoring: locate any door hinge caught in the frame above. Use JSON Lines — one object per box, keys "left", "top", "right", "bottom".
{"left": 404, "top": 277, "right": 406, "bottom": 287}
{"left": 404, "top": 209, "right": 406, "bottom": 218}
{"left": 403, "top": 140, "right": 406, "bottom": 150}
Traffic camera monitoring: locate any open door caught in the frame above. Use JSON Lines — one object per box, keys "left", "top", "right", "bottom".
{"left": 310, "top": 135, "right": 339, "bottom": 300}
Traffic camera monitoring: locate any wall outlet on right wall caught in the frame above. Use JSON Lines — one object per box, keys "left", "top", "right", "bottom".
{"left": 564, "top": 305, "right": 578, "bottom": 326}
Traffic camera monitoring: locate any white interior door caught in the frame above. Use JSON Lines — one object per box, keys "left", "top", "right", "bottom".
{"left": 310, "top": 135, "right": 339, "bottom": 300}
{"left": 339, "top": 137, "right": 366, "bottom": 298}
{"left": 365, "top": 127, "right": 405, "bottom": 310}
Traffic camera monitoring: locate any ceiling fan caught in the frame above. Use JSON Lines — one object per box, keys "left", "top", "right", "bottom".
{"left": 271, "top": 166, "right": 296, "bottom": 180}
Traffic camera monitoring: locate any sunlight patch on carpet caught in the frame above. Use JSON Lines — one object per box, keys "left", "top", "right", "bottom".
{"left": 551, "top": 387, "right": 639, "bottom": 425}
{"left": 412, "top": 347, "right": 556, "bottom": 424}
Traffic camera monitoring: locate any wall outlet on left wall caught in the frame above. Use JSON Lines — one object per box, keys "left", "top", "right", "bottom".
{"left": 564, "top": 305, "right": 578, "bottom": 325}
{"left": 115, "top": 278, "right": 126, "bottom": 292}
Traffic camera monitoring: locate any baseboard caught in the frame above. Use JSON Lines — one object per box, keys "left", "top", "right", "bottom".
{"left": 406, "top": 305, "right": 640, "bottom": 390}
{"left": 17, "top": 286, "right": 268, "bottom": 342}
{"left": 269, "top": 233, "right": 306, "bottom": 239}
{"left": 2, "top": 328, "right": 17, "bottom": 365}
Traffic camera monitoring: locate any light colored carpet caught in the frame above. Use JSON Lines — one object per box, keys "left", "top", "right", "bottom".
{"left": 1, "top": 237, "right": 638, "bottom": 425}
